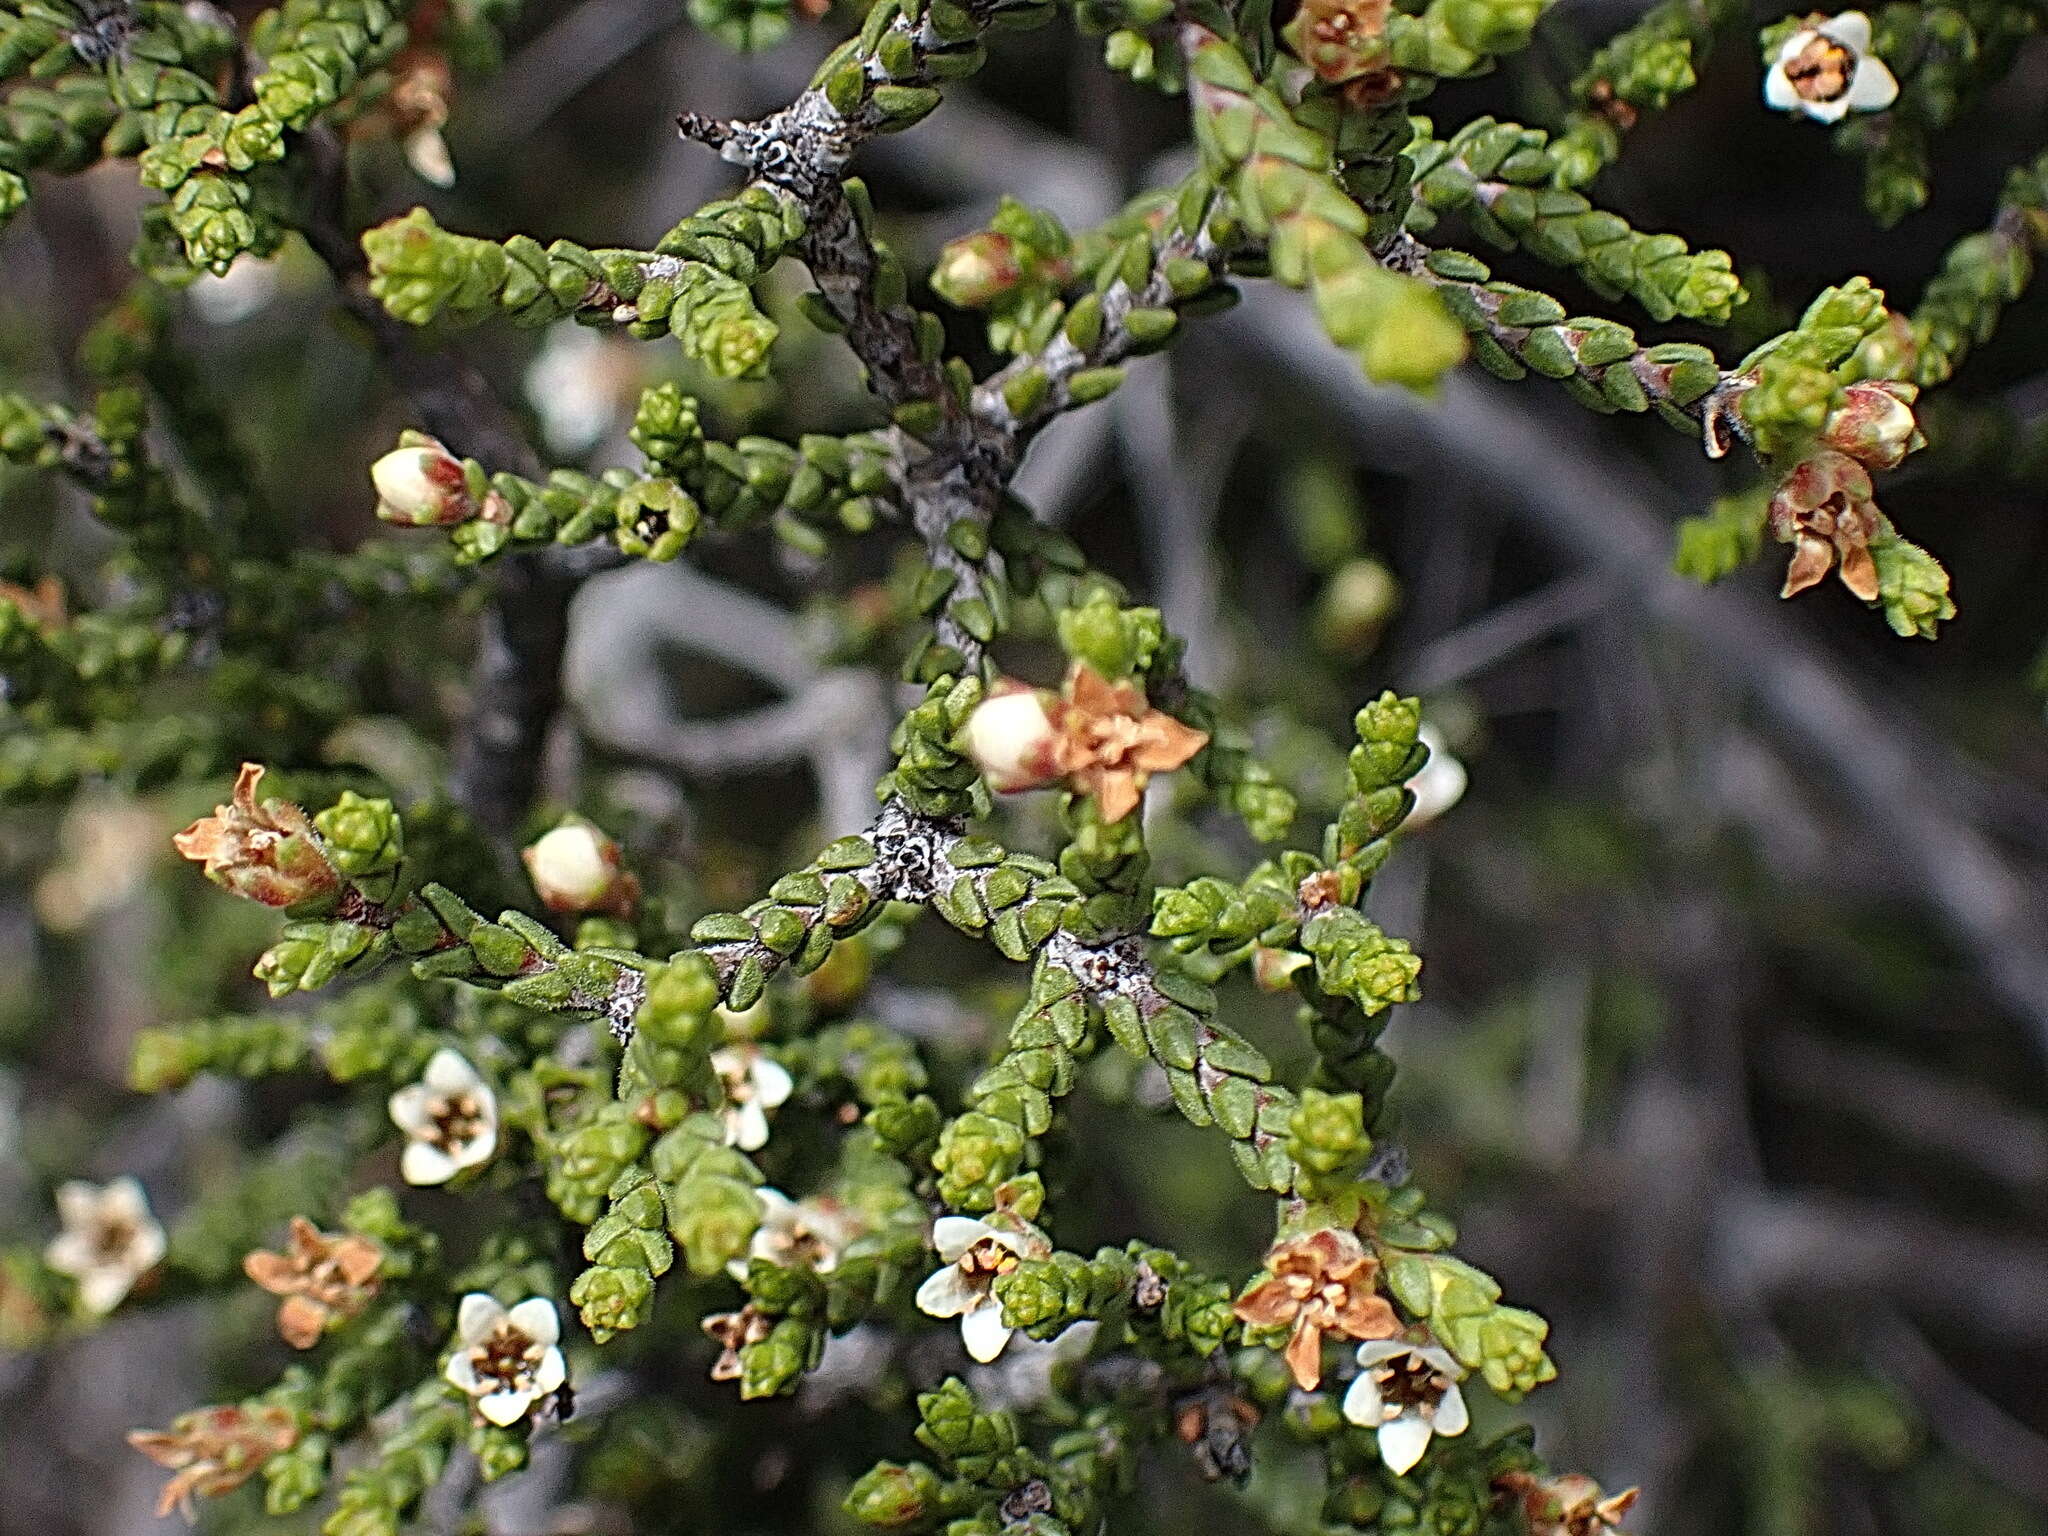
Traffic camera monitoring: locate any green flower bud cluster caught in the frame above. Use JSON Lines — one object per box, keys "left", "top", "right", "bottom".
{"left": 652, "top": 1112, "right": 767, "bottom": 1275}
{"left": 1412, "top": 246, "right": 1728, "bottom": 429}
{"left": 572, "top": 1170, "right": 673, "bottom": 1339}
{"left": 1288, "top": 1086, "right": 1374, "bottom": 1191}
{"left": 800, "top": 1019, "right": 944, "bottom": 1160}
{"left": 994, "top": 1244, "right": 1134, "bottom": 1338}
{"left": 884, "top": 674, "right": 987, "bottom": 815}
{"left": 1849, "top": 149, "right": 2048, "bottom": 390}
{"left": 1868, "top": 528, "right": 1958, "bottom": 641}
{"left": 362, "top": 208, "right": 784, "bottom": 379}
{"left": 1736, "top": 277, "right": 1892, "bottom": 458}
{"left": 1406, "top": 116, "right": 1742, "bottom": 324}
{"left": 912, "top": 1377, "right": 1035, "bottom": 1487}
{"left": 934, "top": 958, "right": 1093, "bottom": 1208}
{"left": 689, "top": 831, "right": 887, "bottom": 1009}
{"left": 628, "top": 383, "right": 901, "bottom": 556}
{"left": 538, "top": 1096, "right": 650, "bottom": 1225}
{"left": 1184, "top": 26, "right": 1465, "bottom": 391}
{"left": 246, "top": 0, "right": 408, "bottom": 132}
{"left": 1381, "top": 1249, "right": 1556, "bottom": 1397}
{"left": 1549, "top": 0, "right": 1742, "bottom": 187}
{"left": 1151, "top": 855, "right": 1311, "bottom": 966}
{"left": 1383, "top": 0, "right": 1551, "bottom": 80}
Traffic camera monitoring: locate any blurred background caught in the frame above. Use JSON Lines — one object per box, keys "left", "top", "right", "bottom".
{"left": 1, "top": 0, "right": 2045, "bottom": 1531}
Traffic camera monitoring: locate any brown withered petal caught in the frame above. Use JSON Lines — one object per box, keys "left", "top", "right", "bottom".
{"left": 1837, "top": 538, "right": 1880, "bottom": 603}
{"left": 275, "top": 1294, "right": 329, "bottom": 1350}
{"left": 1283, "top": 1317, "right": 1327, "bottom": 1391}
{"left": 1781, "top": 533, "right": 1835, "bottom": 598}
{"left": 1049, "top": 664, "right": 1209, "bottom": 824}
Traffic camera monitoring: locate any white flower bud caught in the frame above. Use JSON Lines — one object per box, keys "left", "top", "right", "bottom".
{"left": 522, "top": 821, "right": 636, "bottom": 914}
{"left": 963, "top": 685, "right": 1061, "bottom": 793}
{"left": 370, "top": 441, "right": 470, "bottom": 526}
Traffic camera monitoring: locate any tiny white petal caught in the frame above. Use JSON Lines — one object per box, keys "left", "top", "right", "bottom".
{"left": 1763, "top": 64, "right": 1801, "bottom": 110}
{"left": 457, "top": 1292, "right": 507, "bottom": 1344}
{"left": 1805, "top": 93, "right": 1853, "bottom": 123}
{"left": 1845, "top": 55, "right": 1898, "bottom": 110}
{"left": 1773, "top": 30, "right": 1811, "bottom": 68}
{"left": 757, "top": 1188, "right": 798, "bottom": 1221}
{"left": 932, "top": 1216, "right": 994, "bottom": 1261}
{"left": 915, "top": 1265, "right": 979, "bottom": 1319}
{"left": 752, "top": 1057, "right": 793, "bottom": 1110}
{"left": 1412, "top": 1343, "right": 1463, "bottom": 1379}
{"left": 43, "top": 1232, "right": 93, "bottom": 1276}
{"left": 55, "top": 1180, "right": 99, "bottom": 1229}
{"left": 444, "top": 1350, "right": 482, "bottom": 1394}
{"left": 79, "top": 1268, "right": 132, "bottom": 1315}
{"left": 1355, "top": 1339, "right": 1413, "bottom": 1368}
{"left": 102, "top": 1177, "right": 150, "bottom": 1224}
{"left": 532, "top": 1346, "right": 568, "bottom": 1397}
{"left": 1377, "top": 1411, "right": 1434, "bottom": 1475}
{"left": 507, "top": 1297, "right": 560, "bottom": 1349}
{"left": 423, "top": 1048, "right": 480, "bottom": 1095}
{"left": 1823, "top": 10, "right": 1872, "bottom": 50}
{"left": 387, "top": 1083, "right": 431, "bottom": 1133}
{"left": 452, "top": 1124, "right": 498, "bottom": 1170}
{"left": 401, "top": 1141, "right": 458, "bottom": 1186}
{"left": 960, "top": 1300, "right": 1013, "bottom": 1363}
{"left": 130, "top": 1221, "right": 167, "bottom": 1272}
{"left": 731, "top": 1102, "right": 771, "bottom": 1152}
{"left": 1433, "top": 1381, "right": 1470, "bottom": 1438}
{"left": 1341, "top": 1371, "right": 1384, "bottom": 1427}
{"left": 478, "top": 1389, "right": 536, "bottom": 1427}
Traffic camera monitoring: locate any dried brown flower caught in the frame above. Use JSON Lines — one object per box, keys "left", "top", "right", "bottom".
{"left": 703, "top": 1304, "right": 774, "bottom": 1381}
{"left": 128, "top": 1403, "right": 299, "bottom": 1521}
{"left": 1233, "top": 1228, "right": 1401, "bottom": 1390}
{"left": 242, "top": 1216, "right": 382, "bottom": 1349}
{"left": 1496, "top": 1471, "right": 1641, "bottom": 1536}
{"left": 1768, "top": 449, "right": 1883, "bottom": 602}
{"left": 171, "top": 763, "right": 339, "bottom": 908}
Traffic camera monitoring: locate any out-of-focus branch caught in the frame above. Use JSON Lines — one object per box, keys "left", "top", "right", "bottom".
{"left": 1212, "top": 289, "right": 2048, "bottom": 1052}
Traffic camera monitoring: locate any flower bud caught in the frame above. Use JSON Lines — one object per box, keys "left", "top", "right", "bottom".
{"left": 522, "top": 820, "right": 640, "bottom": 916}
{"left": 370, "top": 436, "right": 474, "bottom": 526}
{"left": 961, "top": 682, "right": 1062, "bottom": 793}
{"left": 1819, "top": 380, "right": 1922, "bottom": 470}
{"left": 930, "top": 232, "right": 1024, "bottom": 310}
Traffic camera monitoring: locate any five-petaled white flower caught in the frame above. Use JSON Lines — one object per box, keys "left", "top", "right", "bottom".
{"left": 728, "top": 1188, "right": 862, "bottom": 1280}
{"left": 45, "top": 1175, "right": 166, "bottom": 1315}
{"left": 914, "top": 1215, "right": 1050, "bottom": 1364}
{"left": 1764, "top": 12, "right": 1898, "bottom": 123}
{"left": 711, "top": 1044, "right": 793, "bottom": 1153}
{"left": 388, "top": 1048, "right": 498, "bottom": 1186}
{"left": 1341, "top": 1338, "right": 1472, "bottom": 1475}
{"left": 443, "top": 1293, "right": 569, "bottom": 1426}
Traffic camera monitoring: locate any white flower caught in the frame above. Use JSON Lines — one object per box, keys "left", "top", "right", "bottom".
{"left": 711, "top": 1044, "right": 793, "bottom": 1153}
{"left": 1405, "top": 724, "right": 1468, "bottom": 831}
{"left": 1764, "top": 12, "right": 1898, "bottom": 123}
{"left": 913, "top": 1215, "right": 1050, "bottom": 1364}
{"left": 388, "top": 1048, "right": 498, "bottom": 1186}
{"left": 443, "top": 1293, "right": 568, "bottom": 1426}
{"left": 1341, "top": 1339, "right": 1471, "bottom": 1475}
{"left": 45, "top": 1176, "right": 166, "bottom": 1314}
{"left": 370, "top": 440, "right": 470, "bottom": 527}
{"left": 728, "top": 1188, "right": 862, "bottom": 1279}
